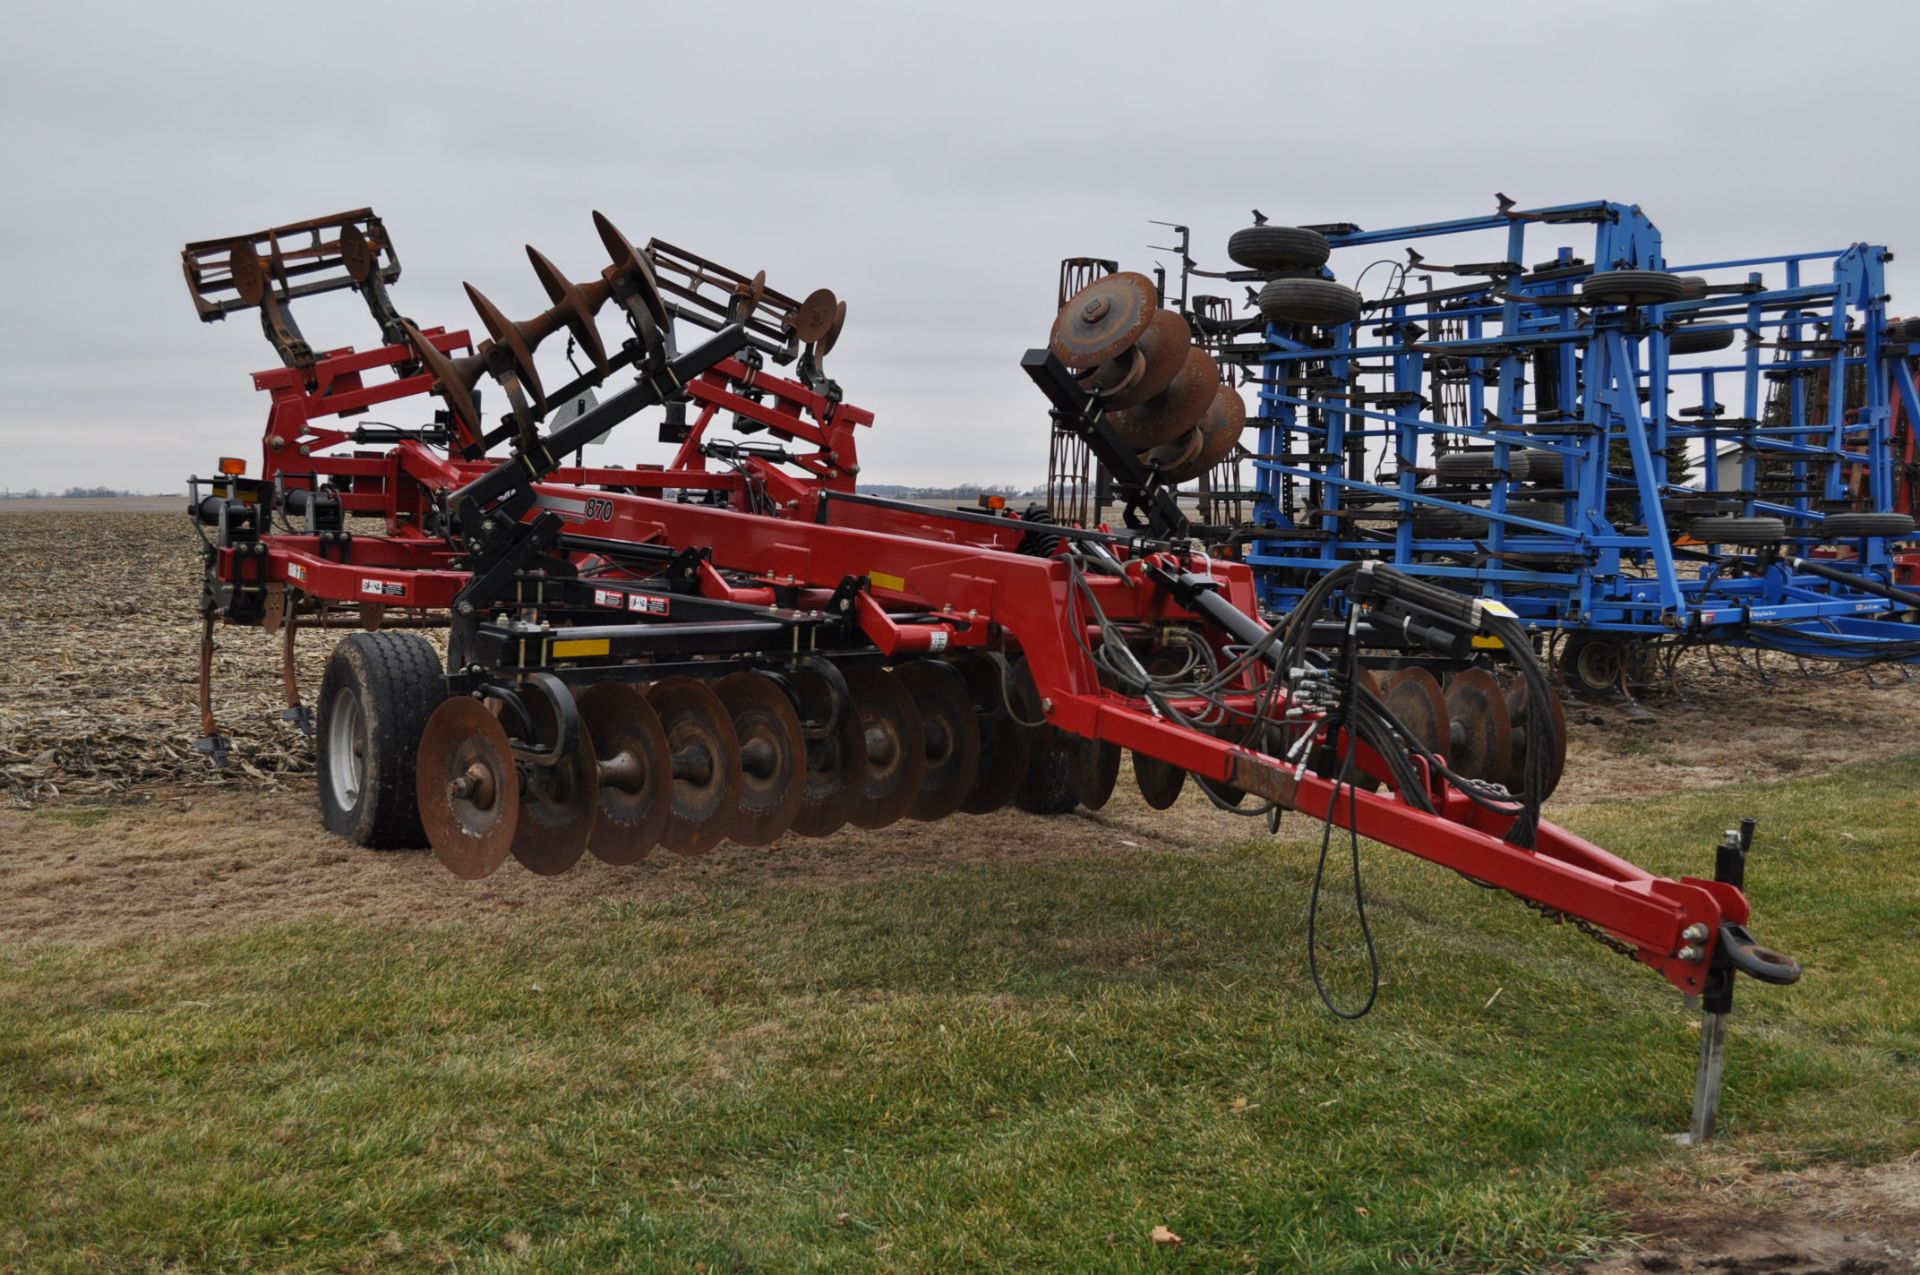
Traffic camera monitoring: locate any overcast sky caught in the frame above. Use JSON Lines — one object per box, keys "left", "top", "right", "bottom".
{"left": 3, "top": 0, "right": 1915, "bottom": 493}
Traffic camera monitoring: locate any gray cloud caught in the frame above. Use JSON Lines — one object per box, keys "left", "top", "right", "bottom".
{"left": 3, "top": 0, "right": 1915, "bottom": 491}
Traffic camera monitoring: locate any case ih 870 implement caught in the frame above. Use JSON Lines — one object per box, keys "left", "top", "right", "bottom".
{"left": 184, "top": 208, "right": 1799, "bottom": 1139}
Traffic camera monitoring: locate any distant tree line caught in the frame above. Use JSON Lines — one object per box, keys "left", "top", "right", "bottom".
{"left": 0, "top": 487, "right": 165, "bottom": 499}
{"left": 858, "top": 482, "right": 1048, "bottom": 500}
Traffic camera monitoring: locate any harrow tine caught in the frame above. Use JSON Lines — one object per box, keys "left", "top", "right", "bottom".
{"left": 577, "top": 683, "right": 672, "bottom": 864}
{"left": 786, "top": 661, "right": 868, "bottom": 837}
{"left": 714, "top": 672, "right": 806, "bottom": 846}
{"left": 841, "top": 665, "right": 926, "bottom": 830}
{"left": 417, "top": 697, "right": 520, "bottom": 880}
{"left": 894, "top": 662, "right": 982, "bottom": 822}
{"left": 648, "top": 678, "right": 743, "bottom": 855}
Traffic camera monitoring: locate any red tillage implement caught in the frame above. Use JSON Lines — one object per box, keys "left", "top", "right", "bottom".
{"left": 185, "top": 210, "right": 1798, "bottom": 1140}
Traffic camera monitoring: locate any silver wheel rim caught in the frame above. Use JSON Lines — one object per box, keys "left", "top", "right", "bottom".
{"left": 327, "top": 685, "right": 366, "bottom": 808}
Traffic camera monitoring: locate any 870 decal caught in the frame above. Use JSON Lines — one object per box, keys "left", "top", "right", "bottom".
{"left": 581, "top": 497, "right": 615, "bottom": 522}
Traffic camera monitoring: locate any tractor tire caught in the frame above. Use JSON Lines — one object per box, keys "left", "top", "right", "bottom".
{"left": 1257, "top": 278, "right": 1362, "bottom": 328}
{"left": 1687, "top": 515, "right": 1786, "bottom": 544}
{"left": 1668, "top": 324, "right": 1736, "bottom": 355}
{"left": 1581, "top": 269, "right": 1689, "bottom": 307}
{"left": 317, "top": 631, "right": 446, "bottom": 848}
{"left": 1675, "top": 275, "right": 1710, "bottom": 301}
{"left": 1822, "top": 512, "right": 1916, "bottom": 538}
{"left": 1227, "top": 224, "right": 1330, "bottom": 273}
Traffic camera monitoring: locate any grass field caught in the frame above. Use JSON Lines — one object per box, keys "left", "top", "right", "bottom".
{"left": 3, "top": 753, "right": 1916, "bottom": 1272}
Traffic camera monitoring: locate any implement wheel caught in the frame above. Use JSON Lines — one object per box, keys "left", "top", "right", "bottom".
{"left": 1227, "top": 224, "right": 1330, "bottom": 273}
{"left": 317, "top": 631, "right": 446, "bottom": 848}
{"left": 1256, "top": 278, "right": 1362, "bottom": 328}
{"left": 1559, "top": 634, "right": 1623, "bottom": 699}
{"left": 1822, "top": 512, "right": 1915, "bottom": 539}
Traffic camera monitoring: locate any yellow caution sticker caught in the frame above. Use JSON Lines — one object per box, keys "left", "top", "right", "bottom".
{"left": 1470, "top": 635, "right": 1506, "bottom": 650}
{"left": 551, "top": 637, "right": 611, "bottom": 659}
{"left": 870, "top": 570, "right": 906, "bottom": 593}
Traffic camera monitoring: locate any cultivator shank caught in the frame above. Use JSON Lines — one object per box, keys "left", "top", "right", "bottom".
{"left": 185, "top": 207, "right": 1801, "bottom": 1136}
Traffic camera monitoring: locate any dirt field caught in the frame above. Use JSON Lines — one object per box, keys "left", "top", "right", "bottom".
{"left": 3, "top": 506, "right": 1918, "bottom": 1270}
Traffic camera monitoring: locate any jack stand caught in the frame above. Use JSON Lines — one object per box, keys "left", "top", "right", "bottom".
{"left": 1678, "top": 818, "right": 1756, "bottom": 1146}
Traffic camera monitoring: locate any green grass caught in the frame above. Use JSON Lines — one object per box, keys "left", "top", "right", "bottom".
{"left": 3, "top": 756, "right": 1917, "bottom": 1273}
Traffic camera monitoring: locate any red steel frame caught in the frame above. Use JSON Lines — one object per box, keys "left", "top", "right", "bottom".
{"left": 212, "top": 333, "right": 1765, "bottom": 1001}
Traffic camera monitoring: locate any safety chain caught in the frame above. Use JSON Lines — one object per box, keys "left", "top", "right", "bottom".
{"left": 1516, "top": 894, "right": 1642, "bottom": 961}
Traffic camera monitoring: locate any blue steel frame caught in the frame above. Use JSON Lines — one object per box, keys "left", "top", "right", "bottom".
{"left": 1244, "top": 198, "right": 1920, "bottom": 658}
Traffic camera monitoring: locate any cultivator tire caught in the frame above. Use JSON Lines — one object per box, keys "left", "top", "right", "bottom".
{"left": 842, "top": 666, "right": 927, "bottom": 830}
{"left": 715, "top": 672, "right": 806, "bottom": 847}
{"left": 1581, "top": 269, "right": 1688, "bottom": 307}
{"left": 1822, "top": 512, "right": 1915, "bottom": 538}
{"left": 1668, "top": 324, "right": 1736, "bottom": 355}
{"left": 508, "top": 677, "right": 598, "bottom": 876}
{"left": 317, "top": 631, "right": 446, "bottom": 849}
{"left": 417, "top": 696, "right": 518, "bottom": 880}
{"left": 1227, "top": 224, "right": 1330, "bottom": 273}
{"left": 577, "top": 682, "right": 673, "bottom": 865}
{"left": 1256, "top": 278, "right": 1362, "bottom": 328}
{"left": 649, "top": 678, "right": 744, "bottom": 855}
{"left": 788, "top": 663, "right": 867, "bottom": 838}
{"left": 894, "top": 662, "right": 981, "bottom": 822}
{"left": 1559, "top": 634, "right": 1623, "bottom": 699}
{"left": 954, "top": 656, "right": 1033, "bottom": 815}
{"left": 1688, "top": 515, "right": 1786, "bottom": 544}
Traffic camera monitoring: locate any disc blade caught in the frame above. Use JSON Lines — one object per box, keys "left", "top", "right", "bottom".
{"left": 1504, "top": 677, "right": 1568, "bottom": 801}
{"left": 791, "top": 288, "right": 839, "bottom": 344}
{"left": 464, "top": 282, "right": 548, "bottom": 410}
{"left": 1158, "top": 383, "right": 1248, "bottom": 485}
{"left": 577, "top": 682, "right": 671, "bottom": 865}
{"left": 508, "top": 681, "right": 597, "bottom": 876}
{"left": 527, "top": 244, "right": 610, "bottom": 374}
{"left": 715, "top": 672, "right": 806, "bottom": 846}
{"left": 648, "top": 677, "right": 743, "bottom": 855}
{"left": 841, "top": 665, "right": 926, "bottom": 830}
{"left": 1443, "top": 667, "right": 1514, "bottom": 786}
{"left": 955, "top": 655, "right": 1032, "bottom": 815}
{"left": 1049, "top": 271, "right": 1157, "bottom": 368}
{"left": 417, "top": 697, "right": 519, "bottom": 880}
{"left": 1071, "top": 735, "right": 1122, "bottom": 811}
{"left": 817, "top": 300, "right": 848, "bottom": 360}
{"left": 787, "top": 664, "right": 867, "bottom": 838}
{"left": 1381, "top": 667, "right": 1450, "bottom": 756}
{"left": 1100, "top": 309, "right": 1192, "bottom": 410}
{"left": 1133, "top": 751, "right": 1186, "bottom": 810}
{"left": 402, "top": 320, "right": 483, "bottom": 440}
{"left": 592, "top": 210, "right": 670, "bottom": 329}
{"left": 1007, "top": 656, "right": 1077, "bottom": 815}
{"left": 894, "top": 662, "right": 982, "bottom": 822}
{"left": 1111, "top": 345, "right": 1220, "bottom": 451}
